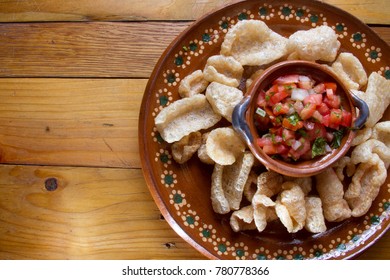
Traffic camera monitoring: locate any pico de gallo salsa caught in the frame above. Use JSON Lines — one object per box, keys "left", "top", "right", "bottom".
{"left": 254, "top": 74, "right": 352, "bottom": 161}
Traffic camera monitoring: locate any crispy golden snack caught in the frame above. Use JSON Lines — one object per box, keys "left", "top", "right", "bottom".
{"left": 205, "top": 82, "right": 243, "bottom": 122}
{"left": 288, "top": 25, "right": 340, "bottom": 62}
{"left": 275, "top": 183, "right": 306, "bottom": 233}
{"left": 206, "top": 127, "right": 245, "bottom": 165}
{"left": 203, "top": 55, "right": 244, "bottom": 87}
{"left": 223, "top": 152, "right": 255, "bottom": 210}
{"left": 352, "top": 72, "right": 390, "bottom": 127}
{"left": 221, "top": 20, "right": 289, "bottom": 66}
{"left": 178, "top": 70, "right": 209, "bottom": 98}
{"left": 315, "top": 168, "right": 351, "bottom": 222}
{"left": 171, "top": 131, "right": 202, "bottom": 164}
{"left": 197, "top": 132, "right": 214, "bottom": 165}
{"left": 305, "top": 196, "right": 327, "bottom": 233}
{"left": 330, "top": 52, "right": 367, "bottom": 90}
{"left": 155, "top": 94, "right": 221, "bottom": 143}
{"left": 210, "top": 164, "right": 230, "bottom": 214}
{"left": 230, "top": 205, "right": 256, "bottom": 232}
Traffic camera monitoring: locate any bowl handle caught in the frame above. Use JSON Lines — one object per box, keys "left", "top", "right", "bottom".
{"left": 350, "top": 92, "right": 369, "bottom": 130}
{"left": 232, "top": 96, "right": 253, "bottom": 145}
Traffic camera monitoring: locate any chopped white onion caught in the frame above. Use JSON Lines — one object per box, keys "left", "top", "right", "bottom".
{"left": 291, "top": 88, "right": 309, "bottom": 101}
{"left": 292, "top": 140, "right": 302, "bottom": 151}
{"left": 298, "top": 75, "right": 311, "bottom": 82}
{"left": 304, "top": 121, "right": 315, "bottom": 130}
{"left": 325, "top": 144, "right": 332, "bottom": 153}
{"left": 308, "top": 89, "right": 316, "bottom": 95}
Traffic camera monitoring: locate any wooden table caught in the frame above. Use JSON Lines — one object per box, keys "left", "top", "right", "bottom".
{"left": 0, "top": 0, "right": 389, "bottom": 260}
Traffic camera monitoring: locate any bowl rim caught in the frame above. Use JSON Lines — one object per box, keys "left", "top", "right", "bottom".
{"left": 234, "top": 60, "right": 359, "bottom": 177}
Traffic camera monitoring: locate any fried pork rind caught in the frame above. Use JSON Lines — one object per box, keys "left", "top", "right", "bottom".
{"left": 346, "top": 154, "right": 387, "bottom": 217}
{"left": 315, "top": 168, "right": 351, "bottom": 222}
{"left": 352, "top": 72, "right": 390, "bottom": 127}
{"left": 197, "top": 132, "right": 214, "bottom": 164}
{"left": 155, "top": 94, "right": 221, "bottom": 143}
{"left": 205, "top": 82, "right": 243, "bottom": 122}
{"left": 372, "top": 121, "right": 390, "bottom": 146}
{"left": 333, "top": 156, "right": 356, "bottom": 181}
{"left": 330, "top": 52, "right": 367, "bottom": 90}
{"left": 351, "top": 127, "right": 372, "bottom": 146}
{"left": 252, "top": 194, "right": 277, "bottom": 232}
{"left": 255, "top": 171, "right": 283, "bottom": 197}
{"left": 288, "top": 25, "right": 340, "bottom": 62}
{"left": 210, "top": 164, "right": 230, "bottom": 214}
{"left": 178, "top": 70, "right": 209, "bottom": 98}
{"left": 203, "top": 55, "right": 244, "bottom": 87}
{"left": 351, "top": 139, "right": 390, "bottom": 167}
{"left": 206, "top": 127, "right": 246, "bottom": 165}
{"left": 171, "top": 131, "right": 202, "bottom": 164}
{"left": 230, "top": 205, "right": 256, "bottom": 232}
{"left": 305, "top": 197, "right": 327, "bottom": 233}
{"left": 275, "top": 183, "right": 306, "bottom": 233}
{"left": 243, "top": 171, "right": 258, "bottom": 202}
{"left": 283, "top": 176, "right": 312, "bottom": 195}
{"left": 223, "top": 152, "right": 255, "bottom": 210}
{"left": 221, "top": 20, "right": 289, "bottom": 66}
{"left": 211, "top": 152, "right": 255, "bottom": 214}
{"left": 345, "top": 139, "right": 390, "bottom": 216}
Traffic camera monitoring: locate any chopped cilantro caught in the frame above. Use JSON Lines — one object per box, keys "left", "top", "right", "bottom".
{"left": 331, "top": 129, "right": 344, "bottom": 149}
{"left": 275, "top": 104, "right": 282, "bottom": 112}
{"left": 312, "top": 137, "right": 327, "bottom": 158}
{"left": 287, "top": 113, "right": 301, "bottom": 126}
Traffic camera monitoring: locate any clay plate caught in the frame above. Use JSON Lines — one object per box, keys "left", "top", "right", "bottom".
{"left": 139, "top": 0, "right": 390, "bottom": 260}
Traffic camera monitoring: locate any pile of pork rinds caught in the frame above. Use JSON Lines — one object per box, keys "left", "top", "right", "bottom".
{"left": 154, "top": 20, "right": 390, "bottom": 234}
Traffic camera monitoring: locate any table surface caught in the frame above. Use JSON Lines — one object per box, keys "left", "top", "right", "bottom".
{"left": 0, "top": 0, "right": 389, "bottom": 260}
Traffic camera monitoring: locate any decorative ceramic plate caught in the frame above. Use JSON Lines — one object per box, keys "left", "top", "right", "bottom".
{"left": 139, "top": 0, "right": 390, "bottom": 260}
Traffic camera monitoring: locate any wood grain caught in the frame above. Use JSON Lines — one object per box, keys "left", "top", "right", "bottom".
{"left": 0, "top": 0, "right": 388, "bottom": 24}
{"left": 0, "top": 165, "right": 205, "bottom": 260}
{"left": 0, "top": 22, "right": 189, "bottom": 78}
{"left": 0, "top": 164, "right": 388, "bottom": 260}
{"left": 0, "top": 22, "right": 388, "bottom": 78}
{"left": 0, "top": 78, "right": 145, "bottom": 168}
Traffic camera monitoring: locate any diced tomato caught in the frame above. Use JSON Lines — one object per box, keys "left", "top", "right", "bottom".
{"left": 324, "top": 82, "right": 337, "bottom": 92}
{"left": 299, "top": 103, "right": 316, "bottom": 120}
{"left": 340, "top": 110, "right": 352, "bottom": 127}
{"left": 273, "top": 74, "right": 299, "bottom": 84}
{"left": 330, "top": 109, "right": 342, "bottom": 125}
{"left": 312, "top": 110, "right": 323, "bottom": 123}
{"left": 303, "top": 94, "right": 323, "bottom": 106}
{"left": 282, "top": 128, "right": 295, "bottom": 146}
{"left": 265, "top": 84, "right": 278, "bottom": 102}
{"left": 306, "top": 123, "right": 326, "bottom": 141}
{"left": 269, "top": 127, "right": 283, "bottom": 136}
{"left": 282, "top": 118, "right": 304, "bottom": 131}
{"left": 262, "top": 143, "right": 289, "bottom": 155}
{"left": 272, "top": 102, "right": 290, "bottom": 116}
{"left": 257, "top": 90, "right": 267, "bottom": 107}
{"left": 322, "top": 114, "right": 330, "bottom": 127}
{"left": 324, "top": 95, "right": 341, "bottom": 109}
{"left": 313, "top": 83, "right": 326, "bottom": 94}
{"left": 317, "top": 103, "right": 330, "bottom": 115}
{"left": 289, "top": 138, "right": 310, "bottom": 160}
{"left": 270, "top": 90, "right": 289, "bottom": 105}
{"left": 257, "top": 137, "right": 273, "bottom": 147}
{"left": 326, "top": 88, "right": 335, "bottom": 100}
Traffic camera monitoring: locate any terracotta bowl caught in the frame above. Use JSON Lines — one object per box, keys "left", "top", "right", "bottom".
{"left": 233, "top": 60, "right": 369, "bottom": 177}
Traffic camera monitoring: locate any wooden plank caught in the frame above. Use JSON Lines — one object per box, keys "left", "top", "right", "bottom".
{"left": 0, "top": 22, "right": 190, "bottom": 78}
{"left": 0, "top": 0, "right": 388, "bottom": 25}
{"left": 0, "top": 22, "right": 389, "bottom": 78}
{"left": 0, "top": 164, "right": 388, "bottom": 260}
{"left": 0, "top": 165, "right": 205, "bottom": 260}
{"left": 0, "top": 78, "right": 145, "bottom": 168}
